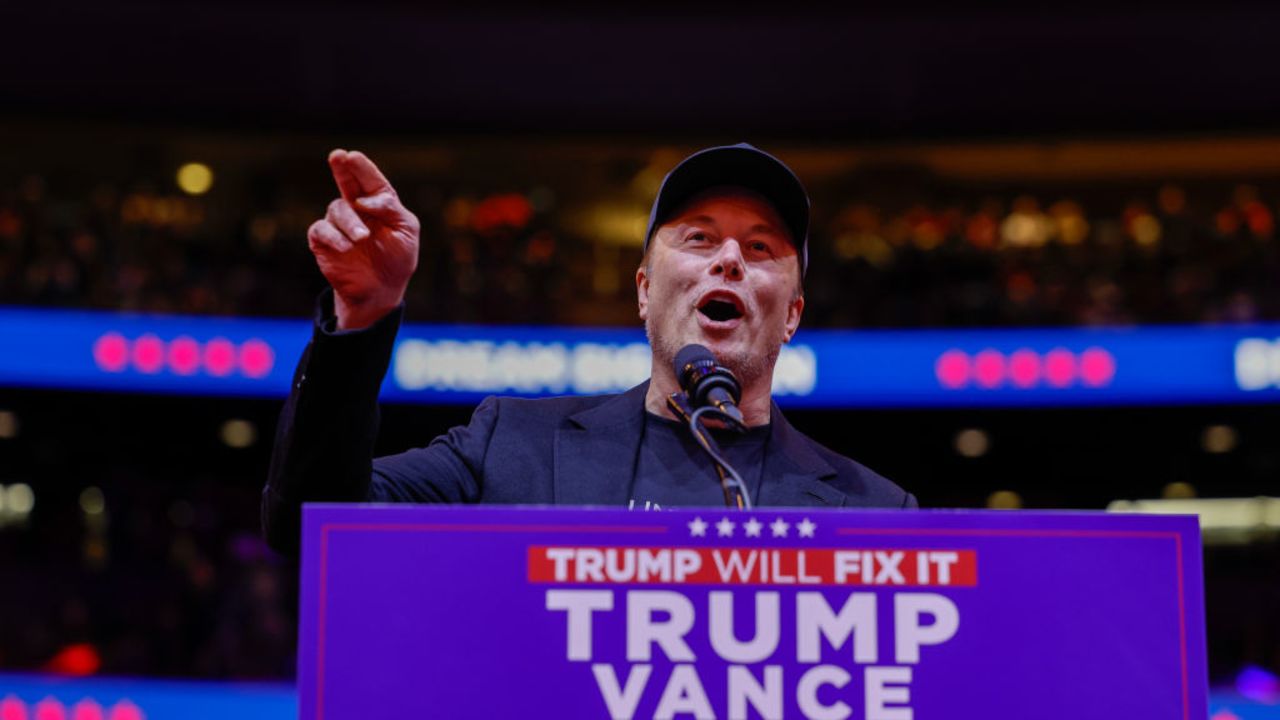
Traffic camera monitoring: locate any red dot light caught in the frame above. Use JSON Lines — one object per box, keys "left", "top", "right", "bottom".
{"left": 934, "top": 347, "right": 1115, "bottom": 391}
{"left": 0, "top": 697, "right": 27, "bottom": 720}
{"left": 935, "top": 350, "right": 970, "bottom": 388}
{"left": 973, "top": 349, "right": 1005, "bottom": 388}
{"left": 96, "top": 333, "right": 277, "bottom": 380}
{"left": 238, "top": 339, "right": 275, "bottom": 378}
{"left": 1080, "top": 347, "right": 1116, "bottom": 387}
{"left": 167, "top": 336, "right": 201, "bottom": 376}
{"left": 92, "top": 333, "right": 129, "bottom": 372}
{"left": 1043, "top": 348, "right": 1076, "bottom": 387}
{"left": 33, "top": 699, "right": 65, "bottom": 720}
{"left": 71, "top": 701, "right": 104, "bottom": 720}
{"left": 203, "top": 338, "right": 236, "bottom": 377}
{"left": 105, "top": 701, "right": 142, "bottom": 720}
{"left": 130, "top": 335, "right": 165, "bottom": 374}
{"left": 1007, "top": 348, "right": 1041, "bottom": 388}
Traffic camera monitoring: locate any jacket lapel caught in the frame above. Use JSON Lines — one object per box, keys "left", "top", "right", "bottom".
{"left": 757, "top": 402, "right": 846, "bottom": 507}
{"left": 553, "top": 386, "right": 843, "bottom": 508}
{"left": 553, "top": 382, "right": 650, "bottom": 506}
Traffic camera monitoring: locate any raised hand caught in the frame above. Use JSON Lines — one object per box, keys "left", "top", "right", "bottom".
{"left": 307, "top": 149, "right": 420, "bottom": 330}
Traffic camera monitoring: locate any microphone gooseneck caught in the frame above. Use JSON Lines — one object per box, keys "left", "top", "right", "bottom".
{"left": 669, "top": 344, "right": 753, "bottom": 510}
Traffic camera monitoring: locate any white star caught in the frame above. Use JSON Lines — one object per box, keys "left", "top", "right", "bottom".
{"left": 716, "top": 517, "right": 736, "bottom": 537}
{"left": 743, "top": 518, "right": 763, "bottom": 537}
{"left": 797, "top": 518, "right": 816, "bottom": 538}
{"left": 688, "top": 517, "right": 708, "bottom": 537}
{"left": 770, "top": 518, "right": 790, "bottom": 538}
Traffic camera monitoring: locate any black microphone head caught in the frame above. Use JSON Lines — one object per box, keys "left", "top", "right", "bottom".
{"left": 674, "top": 344, "right": 715, "bottom": 391}
{"left": 673, "top": 344, "right": 741, "bottom": 407}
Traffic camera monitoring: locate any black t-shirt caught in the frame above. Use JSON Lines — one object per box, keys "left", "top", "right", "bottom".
{"left": 628, "top": 411, "right": 771, "bottom": 510}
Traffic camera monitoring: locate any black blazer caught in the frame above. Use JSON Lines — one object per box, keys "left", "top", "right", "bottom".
{"left": 262, "top": 297, "right": 916, "bottom": 555}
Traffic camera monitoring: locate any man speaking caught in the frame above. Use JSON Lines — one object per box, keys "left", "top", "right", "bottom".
{"left": 263, "top": 144, "right": 915, "bottom": 555}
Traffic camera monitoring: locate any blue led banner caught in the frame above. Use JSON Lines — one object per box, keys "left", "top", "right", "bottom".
{"left": 1, "top": 306, "right": 1279, "bottom": 407}
{"left": 0, "top": 673, "right": 294, "bottom": 720}
{"left": 0, "top": 673, "right": 1273, "bottom": 719}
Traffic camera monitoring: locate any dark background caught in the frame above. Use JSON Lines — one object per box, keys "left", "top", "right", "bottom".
{"left": 5, "top": 1, "right": 1280, "bottom": 138}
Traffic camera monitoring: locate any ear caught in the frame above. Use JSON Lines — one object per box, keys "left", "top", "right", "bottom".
{"left": 636, "top": 264, "right": 650, "bottom": 321}
{"left": 782, "top": 293, "right": 804, "bottom": 343}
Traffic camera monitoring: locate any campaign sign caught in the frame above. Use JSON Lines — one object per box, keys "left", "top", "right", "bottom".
{"left": 298, "top": 505, "right": 1207, "bottom": 719}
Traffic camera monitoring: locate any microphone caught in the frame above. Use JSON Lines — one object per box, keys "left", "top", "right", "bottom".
{"left": 673, "top": 344, "right": 745, "bottom": 426}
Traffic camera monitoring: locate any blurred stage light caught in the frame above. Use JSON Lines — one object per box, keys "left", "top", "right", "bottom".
{"left": 220, "top": 419, "right": 257, "bottom": 448}
{"left": 1130, "top": 213, "right": 1162, "bottom": 246}
{"left": 578, "top": 203, "right": 648, "bottom": 248}
{"left": 1236, "top": 664, "right": 1280, "bottom": 703}
{"left": 1202, "top": 424, "right": 1238, "bottom": 454}
{"left": 0, "top": 409, "right": 17, "bottom": 439}
{"left": 834, "top": 231, "right": 893, "bottom": 267}
{"left": 1162, "top": 481, "right": 1197, "bottom": 500}
{"left": 954, "top": 428, "right": 990, "bottom": 458}
{"left": 986, "top": 490, "right": 1023, "bottom": 509}
{"left": 44, "top": 642, "right": 102, "bottom": 677}
{"left": 1049, "top": 200, "right": 1089, "bottom": 245}
{"left": 1000, "top": 197, "right": 1051, "bottom": 248}
{"left": 1108, "top": 496, "right": 1280, "bottom": 545}
{"left": 7, "top": 483, "right": 34, "bottom": 515}
{"left": 176, "top": 162, "right": 214, "bottom": 196}
{"left": 469, "top": 193, "right": 533, "bottom": 234}
{"left": 79, "top": 487, "right": 106, "bottom": 516}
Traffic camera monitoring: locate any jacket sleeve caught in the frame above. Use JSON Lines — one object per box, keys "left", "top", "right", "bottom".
{"left": 260, "top": 289, "right": 403, "bottom": 555}
{"left": 262, "top": 290, "right": 503, "bottom": 555}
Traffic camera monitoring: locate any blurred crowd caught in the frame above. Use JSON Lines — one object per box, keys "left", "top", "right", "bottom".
{"left": 1, "top": 167, "right": 1278, "bottom": 329}
{"left": 0, "top": 495, "right": 293, "bottom": 679}
{"left": 804, "top": 183, "right": 1280, "bottom": 328}
{"left": 0, "top": 398, "right": 296, "bottom": 680}
{"left": 3, "top": 150, "right": 1280, "bottom": 685}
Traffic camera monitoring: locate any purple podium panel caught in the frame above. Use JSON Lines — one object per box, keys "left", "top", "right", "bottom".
{"left": 298, "top": 505, "right": 1207, "bottom": 720}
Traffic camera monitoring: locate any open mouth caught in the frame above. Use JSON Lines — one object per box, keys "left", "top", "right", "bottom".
{"left": 697, "top": 297, "right": 744, "bottom": 322}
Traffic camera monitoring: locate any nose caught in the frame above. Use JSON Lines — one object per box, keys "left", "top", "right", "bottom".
{"left": 710, "top": 238, "right": 745, "bottom": 281}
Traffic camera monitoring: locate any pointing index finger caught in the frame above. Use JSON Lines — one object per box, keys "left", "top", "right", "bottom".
{"left": 328, "top": 149, "right": 394, "bottom": 202}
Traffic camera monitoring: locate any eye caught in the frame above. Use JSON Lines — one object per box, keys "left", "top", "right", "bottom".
{"left": 750, "top": 240, "right": 773, "bottom": 254}
{"left": 686, "top": 231, "right": 710, "bottom": 244}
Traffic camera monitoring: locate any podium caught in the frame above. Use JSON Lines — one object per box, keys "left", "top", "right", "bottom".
{"left": 298, "top": 505, "right": 1207, "bottom": 719}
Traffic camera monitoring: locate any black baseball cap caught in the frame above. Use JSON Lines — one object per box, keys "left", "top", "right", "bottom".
{"left": 643, "top": 143, "right": 810, "bottom": 276}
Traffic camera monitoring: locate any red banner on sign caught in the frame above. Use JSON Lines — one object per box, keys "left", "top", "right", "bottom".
{"left": 527, "top": 546, "right": 977, "bottom": 587}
